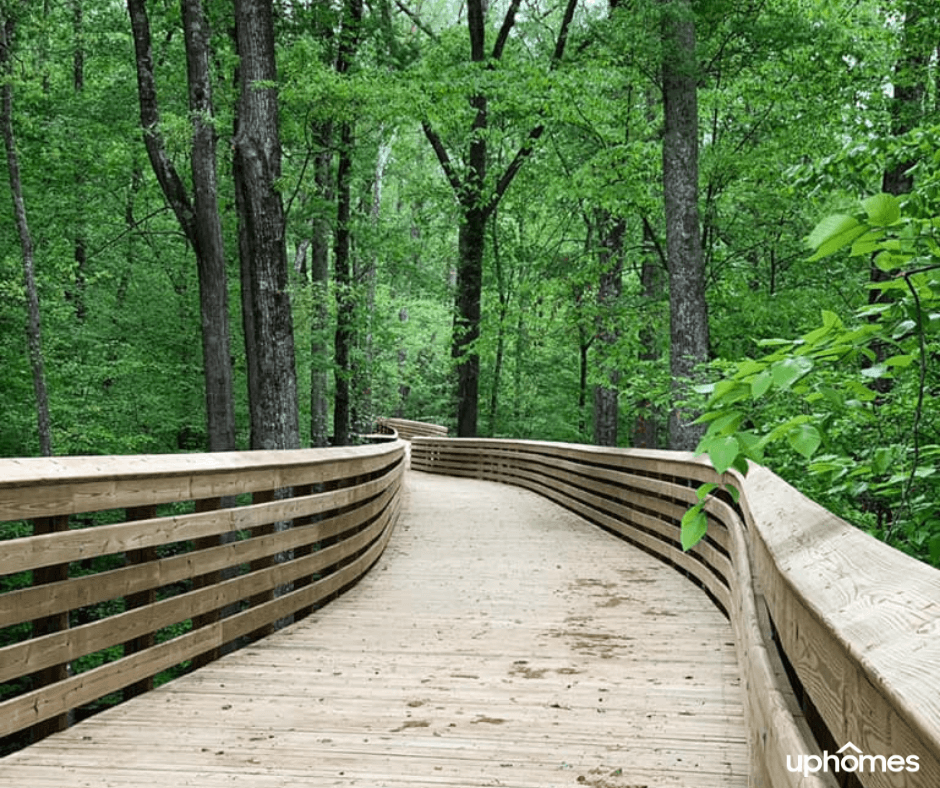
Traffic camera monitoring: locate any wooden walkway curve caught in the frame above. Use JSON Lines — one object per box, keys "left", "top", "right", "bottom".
{"left": 0, "top": 471, "right": 747, "bottom": 787}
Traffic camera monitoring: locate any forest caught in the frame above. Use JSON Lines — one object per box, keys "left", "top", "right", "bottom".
{"left": 0, "top": 0, "right": 937, "bottom": 563}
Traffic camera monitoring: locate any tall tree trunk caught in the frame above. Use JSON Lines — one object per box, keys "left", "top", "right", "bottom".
{"left": 869, "top": 1, "right": 931, "bottom": 397}
{"left": 1, "top": 16, "right": 53, "bottom": 457}
{"left": 631, "top": 218, "right": 666, "bottom": 448}
{"left": 128, "top": 0, "right": 236, "bottom": 452}
{"left": 592, "top": 211, "right": 625, "bottom": 447}
{"left": 69, "top": 0, "right": 87, "bottom": 323}
{"left": 331, "top": 0, "right": 363, "bottom": 446}
{"left": 333, "top": 119, "right": 355, "bottom": 446}
{"left": 309, "top": 123, "right": 333, "bottom": 447}
{"left": 488, "top": 212, "right": 511, "bottom": 436}
{"left": 453, "top": 205, "right": 486, "bottom": 437}
{"left": 233, "top": 0, "right": 300, "bottom": 451}
{"left": 661, "top": 0, "right": 708, "bottom": 451}
{"left": 182, "top": 0, "right": 236, "bottom": 452}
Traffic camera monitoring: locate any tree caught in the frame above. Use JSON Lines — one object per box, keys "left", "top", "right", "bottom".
{"left": 332, "top": 0, "right": 363, "bottom": 447}
{"left": 421, "top": 0, "right": 579, "bottom": 437}
{"left": 0, "top": 11, "right": 52, "bottom": 456}
{"left": 233, "top": 0, "right": 300, "bottom": 451}
{"left": 661, "top": 0, "right": 707, "bottom": 451}
{"left": 127, "top": 0, "right": 236, "bottom": 452}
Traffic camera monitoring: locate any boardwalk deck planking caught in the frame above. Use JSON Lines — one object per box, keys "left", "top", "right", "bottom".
{"left": 1, "top": 471, "right": 747, "bottom": 787}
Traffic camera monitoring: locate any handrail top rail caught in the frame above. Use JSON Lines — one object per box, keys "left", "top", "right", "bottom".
{"left": 0, "top": 440, "right": 406, "bottom": 491}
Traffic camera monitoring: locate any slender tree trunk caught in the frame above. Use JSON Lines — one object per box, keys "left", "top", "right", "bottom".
{"left": 233, "top": 0, "right": 300, "bottom": 451}
{"left": 310, "top": 124, "right": 332, "bottom": 447}
{"left": 592, "top": 211, "right": 625, "bottom": 447}
{"left": 69, "top": 0, "right": 87, "bottom": 323}
{"left": 454, "top": 206, "right": 486, "bottom": 437}
{"left": 488, "top": 213, "right": 510, "bottom": 436}
{"left": 868, "top": 1, "right": 930, "bottom": 398}
{"left": 1, "top": 16, "right": 52, "bottom": 457}
{"left": 578, "top": 325, "right": 590, "bottom": 438}
{"left": 333, "top": 120, "right": 355, "bottom": 446}
{"left": 331, "top": 0, "right": 363, "bottom": 446}
{"left": 661, "top": 0, "right": 708, "bottom": 451}
{"left": 182, "top": 0, "right": 236, "bottom": 452}
{"left": 128, "top": 0, "right": 236, "bottom": 451}
{"left": 631, "top": 219, "right": 666, "bottom": 448}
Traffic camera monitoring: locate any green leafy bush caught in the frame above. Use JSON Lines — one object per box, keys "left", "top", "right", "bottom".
{"left": 686, "top": 193, "right": 939, "bottom": 562}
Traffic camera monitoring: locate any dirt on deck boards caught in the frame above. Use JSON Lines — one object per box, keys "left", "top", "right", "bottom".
{"left": 0, "top": 470, "right": 748, "bottom": 787}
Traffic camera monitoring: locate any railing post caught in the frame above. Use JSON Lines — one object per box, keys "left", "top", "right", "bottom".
{"left": 123, "top": 505, "right": 158, "bottom": 701}
{"left": 248, "top": 489, "right": 277, "bottom": 639}
{"left": 29, "top": 514, "right": 70, "bottom": 741}
{"left": 292, "top": 483, "right": 316, "bottom": 621}
{"left": 191, "top": 497, "right": 223, "bottom": 669}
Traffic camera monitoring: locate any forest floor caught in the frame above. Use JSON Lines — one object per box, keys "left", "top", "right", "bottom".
{"left": 0, "top": 471, "right": 748, "bottom": 787}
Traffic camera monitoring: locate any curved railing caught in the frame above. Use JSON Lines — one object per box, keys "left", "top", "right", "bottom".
{"left": 374, "top": 417, "right": 448, "bottom": 441}
{"left": 0, "top": 440, "right": 405, "bottom": 750}
{"left": 411, "top": 437, "right": 940, "bottom": 788}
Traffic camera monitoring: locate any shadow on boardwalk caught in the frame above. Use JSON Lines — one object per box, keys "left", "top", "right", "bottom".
{"left": 0, "top": 471, "right": 747, "bottom": 787}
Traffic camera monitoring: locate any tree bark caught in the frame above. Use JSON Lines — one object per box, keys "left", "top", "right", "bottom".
{"left": 181, "top": 0, "right": 236, "bottom": 452}
{"left": 233, "top": 0, "right": 300, "bottom": 451}
{"left": 128, "top": 0, "right": 236, "bottom": 452}
{"left": 69, "top": 0, "right": 87, "bottom": 323}
{"left": 309, "top": 123, "right": 333, "bottom": 447}
{"left": 333, "top": 119, "right": 355, "bottom": 446}
{"left": 332, "top": 0, "right": 363, "bottom": 446}
{"left": 1, "top": 16, "right": 53, "bottom": 458}
{"left": 592, "top": 211, "right": 625, "bottom": 447}
{"left": 631, "top": 218, "right": 666, "bottom": 448}
{"left": 661, "top": 0, "right": 708, "bottom": 451}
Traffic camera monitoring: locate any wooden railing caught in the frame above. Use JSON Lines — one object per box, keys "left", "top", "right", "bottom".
{"left": 411, "top": 437, "right": 940, "bottom": 788}
{"left": 0, "top": 440, "right": 405, "bottom": 751}
{"left": 375, "top": 417, "right": 448, "bottom": 441}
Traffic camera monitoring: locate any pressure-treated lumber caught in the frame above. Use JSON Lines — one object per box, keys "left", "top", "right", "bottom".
{"left": 0, "top": 471, "right": 748, "bottom": 787}
{"left": 375, "top": 416, "right": 448, "bottom": 441}
{"left": 412, "top": 437, "right": 940, "bottom": 788}
{"left": 0, "top": 441, "right": 405, "bottom": 743}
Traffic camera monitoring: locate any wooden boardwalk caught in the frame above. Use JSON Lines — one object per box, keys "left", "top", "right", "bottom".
{"left": 1, "top": 471, "right": 748, "bottom": 787}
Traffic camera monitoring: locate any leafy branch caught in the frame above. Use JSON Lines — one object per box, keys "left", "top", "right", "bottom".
{"left": 683, "top": 193, "right": 939, "bottom": 554}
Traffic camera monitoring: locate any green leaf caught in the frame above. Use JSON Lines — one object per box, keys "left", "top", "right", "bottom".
{"left": 735, "top": 431, "right": 764, "bottom": 463}
{"left": 872, "top": 447, "right": 892, "bottom": 476}
{"left": 706, "top": 410, "right": 745, "bottom": 437}
{"left": 751, "top": 369, "right": 773, "bottom": 399}
{"left": 862, "top": 193, "right": 901, "bottom": 226}
{"left": 807, "top": 214, "right": 868, "bottom": 260}
{"left": 929, "top": 534, "right": 940, "bottom": 566}
{"left": 788, "top": 424, "right": 822, "bottom": 459}
{"left": 851, "top": 230, "right": 885, "bottom": 257}
{"left": 724, "top": 483, "right": 741, "bottom": 504}
{"left": 875, "top": 251, "right": 908, "bottom": 272}
{"left": 892, "top": 319, "right": 917, "bottom": 339}
{"left": 884, "top": 354, "right": 914, "bottom": 367}
{"left": 696, "top": 482, "right": 718, "bottom": 502}
{"left": 707, "top": 435, "right": 740, "bottom": 475}
{"left": 681, "top": 505, "right": 708, "bottom": 551}
{"left": 771, "top": 357, "right": 813, "bottom": 389}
